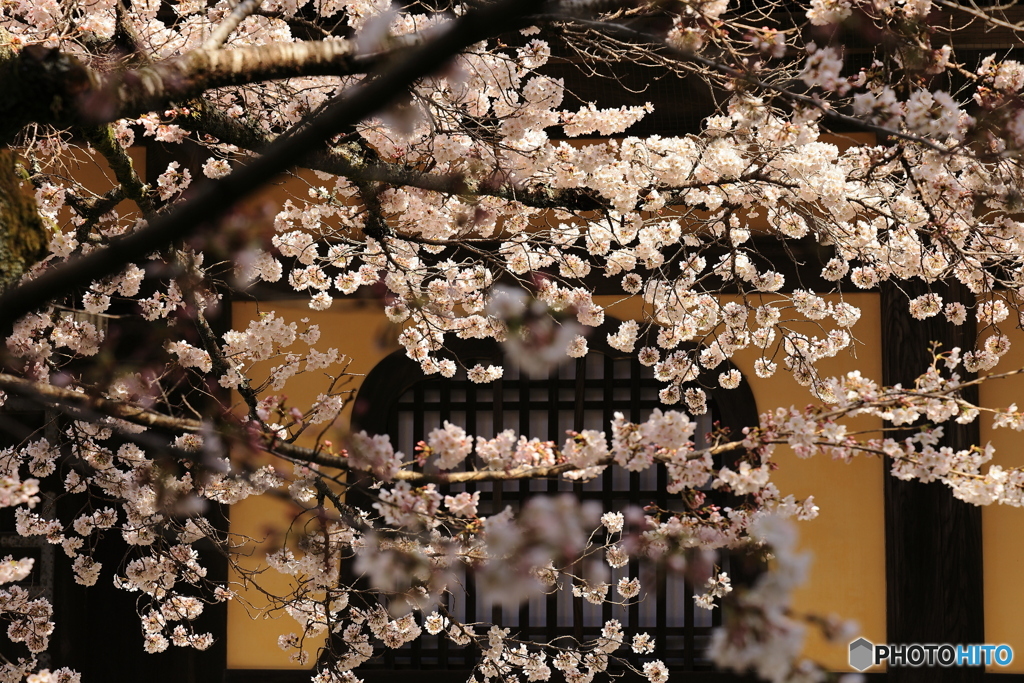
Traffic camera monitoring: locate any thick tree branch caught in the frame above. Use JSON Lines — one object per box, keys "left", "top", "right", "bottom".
{"left": 100, "top": 40, "right": 366, "bottom": 121}
{"left": 0, "top": 38, "right": 382, "bottom": 141}
{"left": 0, "top": 371, "right": 203, "bottom": 434}
{"left": 0, "top": 370, "right": 316, "bottom": 463}
{"left": 113, "top": 0, "right": 150, "bottom": 67}
{"left": 64, "top": 186, "right": 125, "bottom": 223}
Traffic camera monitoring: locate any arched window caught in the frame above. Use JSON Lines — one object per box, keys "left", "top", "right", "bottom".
{"left": 351, "top": 327, "right": 758, "bottom": 674}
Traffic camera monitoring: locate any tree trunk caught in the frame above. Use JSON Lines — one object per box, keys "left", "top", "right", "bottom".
{"left": 0, "top": 149, "right": 46, "bottom": 293}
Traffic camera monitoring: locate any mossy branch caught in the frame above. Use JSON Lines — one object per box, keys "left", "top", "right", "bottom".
{"left": 0, "top": 150, "right": 47, "bottom": 292}
{"left": 79, "top": 124, "right": 156, "bottom": 219}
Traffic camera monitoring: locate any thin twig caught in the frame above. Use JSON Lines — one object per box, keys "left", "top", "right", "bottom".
{"left": 203, "top": 0, "right": 264, "bottom": 50}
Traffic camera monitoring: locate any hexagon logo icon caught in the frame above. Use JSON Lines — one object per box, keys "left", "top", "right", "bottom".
{"left": 849, "top": 638, "right": 874, "bottom": 671}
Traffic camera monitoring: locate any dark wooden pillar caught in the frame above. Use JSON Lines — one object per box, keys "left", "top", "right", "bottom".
{"left": 880, "top": 280, "right": 984, "bottom": 683}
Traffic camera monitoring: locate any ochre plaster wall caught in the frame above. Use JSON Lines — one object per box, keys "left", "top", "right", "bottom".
{"left": 226, "top": 299, "right": 400, "bottom": 669}
{"left": 603, "top": 292, "right": 886, "bottom": 671}
{"left": 978, "top": 325, "right": 1024, "bottom": 672}
{"left": 227, "top": 293, "right": 887, "bottom": 672}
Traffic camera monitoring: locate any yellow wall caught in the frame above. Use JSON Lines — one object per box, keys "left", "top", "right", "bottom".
{"left": 979, "top": 325, "right": 1024, "bottom": 671}
{"left": 226, "top": 276, "right": 1024, "bottom": 674}
{"left": 605, "top": 292, "right": 887, "bottom": 671}
{"left": 227, "top": 292, "right": 888, "bottom": 671}
{"left": 742, "top": 295, "right": 885, "bottom": 670}
{"left": 226, "top": 299, "right": 400, "bottom": 669}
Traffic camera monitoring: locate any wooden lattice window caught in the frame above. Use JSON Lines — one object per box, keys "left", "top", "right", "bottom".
{"left": 352, "top": 332, "right": 758, "bottom": 674}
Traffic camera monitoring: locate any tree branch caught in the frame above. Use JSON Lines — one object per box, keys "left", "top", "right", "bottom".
{"left": 0, "top": 0, "right": 548, "bottom": 346}
{"left": 99, "top": 40, "right": 366, "bottom": 122}
{"left": 548, "top": 15, "right": 957, "bottom": 153}
{"left": 64, "top": 186, "right": 125, "bottom": 223}
{"left": 184, "top": 99, "right": 609, "bottom": 211}
{"left": 0, "top": 370, "right": 747, "bottom": 485}
{"left": 189, "top": 292, "right": 261, "bottom": 419}
{"left": 79, "top": 124, "right": 156, "bottom": 218}
{"left": 203, "top": 0, "right": 265, "bottom": 50}
{"left": 0, "top": 38, "right": 381, "bottom": 141}
{"left": 0, "top": 370, "right": 320, "bottom": 464}
{"left": 184, "top": 99, "right": 794, "bottom": 215}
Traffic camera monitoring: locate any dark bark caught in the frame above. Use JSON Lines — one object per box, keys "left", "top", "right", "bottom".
{"left": 881, "top": 279, "right": 984, "bottom": 683}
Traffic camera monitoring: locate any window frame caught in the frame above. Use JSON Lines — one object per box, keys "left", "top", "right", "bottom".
{"left": 348, "top": 325, "right": 760, "bottom": 675}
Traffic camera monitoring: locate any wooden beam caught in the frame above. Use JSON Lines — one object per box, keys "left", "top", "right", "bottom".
{"left": 880, "top": 279, "right": 984, "bottom": 683}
